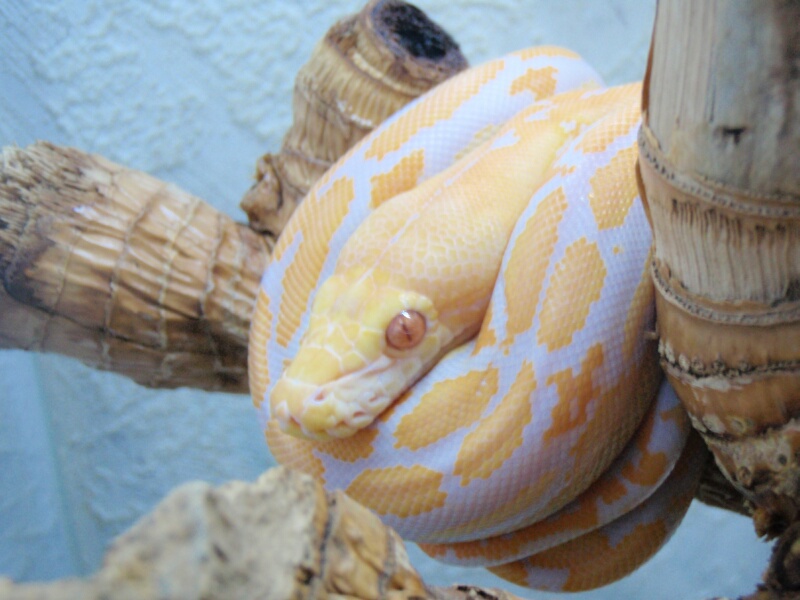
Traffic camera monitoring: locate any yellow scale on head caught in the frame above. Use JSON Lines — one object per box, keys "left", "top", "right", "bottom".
{"left": 249, "top": 47, "right": 706, "bottom": 592}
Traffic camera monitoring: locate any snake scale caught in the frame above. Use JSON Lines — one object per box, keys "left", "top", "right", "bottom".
{"left": 249, "top": 47, "right": 706, "bottom": 592}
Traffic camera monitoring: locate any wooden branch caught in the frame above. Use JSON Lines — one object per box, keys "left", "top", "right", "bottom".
{"left": 638, "top": 0, "right": 800, "bottom": 538}
{"left": 239, "top": 0, "right": 467, "bottom": 239}
{"left": 0, "top": 467, "right": 524, "bottom": 600}
{"left": 0, "top": 142, "right": 267, "bottom": 392}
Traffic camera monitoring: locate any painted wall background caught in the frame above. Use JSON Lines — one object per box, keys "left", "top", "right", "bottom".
{"left": 0, "top": 1, "right": 771, "bottom": 598}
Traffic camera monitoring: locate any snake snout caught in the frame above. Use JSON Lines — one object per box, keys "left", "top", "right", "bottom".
{"left": 271, "top": 377, "right": 384, "bottom": 440}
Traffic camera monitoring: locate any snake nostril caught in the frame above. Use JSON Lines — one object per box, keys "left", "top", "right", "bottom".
{"left": 312, "top": 390, "right": 325, "bottom": 403}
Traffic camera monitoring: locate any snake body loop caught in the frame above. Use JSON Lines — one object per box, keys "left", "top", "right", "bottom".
{"left": 249, "top": 47, "right": 705, "bottom": 592}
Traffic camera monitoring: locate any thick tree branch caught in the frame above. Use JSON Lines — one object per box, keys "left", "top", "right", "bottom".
{"left": 0, "top": 142, "right": 266, "bottom": 392}
{"left": 0, "top": 467, "right": 525, "bottom": 600}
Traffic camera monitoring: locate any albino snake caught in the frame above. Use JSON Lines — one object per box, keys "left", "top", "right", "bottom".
{"left": 249, "top": 47, "right": 705, "bottom": 592}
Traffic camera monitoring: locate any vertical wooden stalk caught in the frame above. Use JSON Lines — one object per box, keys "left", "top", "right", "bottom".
{"left": 638, "top": 0, "right": 800, "bottom": 537}
{"left": 240, "top": 0, "right": 467, "bottom": 239}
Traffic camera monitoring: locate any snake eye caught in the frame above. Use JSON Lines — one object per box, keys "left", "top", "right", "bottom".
{"left": 385, "top": 310, "right": 426, "bottom": 350}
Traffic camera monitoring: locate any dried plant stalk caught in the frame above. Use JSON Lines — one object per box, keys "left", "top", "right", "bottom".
{"left": 0, "top": 142, "right": 268, "bottom": 392}
{"left": 240, "top": 0, "right": 467, "bottom": 238}
{"left": 0, "top": 467, "right": 525, "bottom": 600}
{"left": 638, "top": 0, "right": 800, "bottom": 536}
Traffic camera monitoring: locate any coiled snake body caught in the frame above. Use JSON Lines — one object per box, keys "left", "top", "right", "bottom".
{"left": 250, "top": 47, "right": 705, "bottom": 592}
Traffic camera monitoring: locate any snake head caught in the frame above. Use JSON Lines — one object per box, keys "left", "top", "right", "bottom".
{"left": 270, "top": 269, "right": 453, "bottom": 440}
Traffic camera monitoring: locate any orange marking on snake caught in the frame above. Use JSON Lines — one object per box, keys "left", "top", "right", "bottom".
{"left": 661, "top": 404, "right": 689, "bottom": 429}
{"left": 589, "top": 145, "right": 640, "bottom": 230}
{"left": 509, "top": 66, "right": 558, "bottom": 99}
{"left": 537, "top": 238, "right": 607, "bottom": 351}
{"left": 599, "top": 477, "right": 629, "bottom": 505}
{"left": 276, "top": 176, "right": 355, "bottom": 347}
{"left": 513, "top": 46, "right": 581, "bottom": 60}
{"left": 544, "top": 85, "right": 639, "bottom": 135}
{"left": 544, "top": 344, "right": 604, "bottom": 444}
{"left": 423, "top": 487, "right": 604, "bottom": 564}
{"left": 563, "top": 352, "right": 661, "bottom": 494}
{"left": 472, "top": 303, "right": 497, "bottom": 355}
{"left": 502, "top": 187, "right": 569, "bottom": 348}
{"left": 346, "top": 465, "right": 448, "bottom": 518}
{"left": 577, "top": 107, "right": 639, "bottom": 153}
{"left": 489, "top": 520, "right": 668, "bottom": 592}
{"left": 316, "top": 427, "right": 379, "bottom": 462}
{"left": 454, "top": 362, "right": 536, "bottom": 486}
{"left": 427, "top": 469, "right": 559, "bottom": 542}
{"left": 620, "top": 406, "right": 669, "bottom": 487}
{"left": 552, "top": 164, "right": 577, "bottom": 177}
{"left": 394, "top": 367, "right": 499, "bottom": 450}
{"left": 364, "top": 62, "right": 504, "bottom": 161}
{"left": 369, "top": 149, "right": 426, "bottom": 208}
{"left": 486, "top": 561, "right": 530, "bottom": 589}
{"left": 248, "top": 289, "right": 271, "bottom": 408}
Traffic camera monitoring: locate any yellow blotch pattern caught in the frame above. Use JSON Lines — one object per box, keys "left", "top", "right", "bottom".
{"left": 513, "top": 46, "right": 580, "bottom": 60}
{"left": 537, "top": 238, "right": 607, "bottom": 351}
{"left": 489, "top": 520, "right": 668, "bottom": 592}
{"left": 346, "top": 465, "right": 448, "bottom": 518}
{"left": 621, "top": 446, "right": 668, "bottom": 489}
{"left": 576, "top": 105, "right": 639, "bottom": 154}
{"left": 316, "top": 427, "right": 379, "bottom": 462}
{"left": 472, "top": 303, "right": 497, "bottom": 355}
{"left": 422, "top": 488, "right": 602, "bottom": 564}
{"left": 661, "top": 403, "right": 689, "bottom": 429}
{"left": 599, "top": 477, "right": 630, "bottom": 505}
{"left": 560, "top": 352, "right": 662, "bottom": 508}
{"left": 364, "top": 62, "right": 504, "bottom": 160}
{"left": 588, "top": 145, "right": 640, "bottom": 230}
{"left": 454, "top": 362, "right": 536, "bottom": 486}
{"left": 619, "top": 401, "right": 669, "bottom": 488}
{"left": 510, "top": 66, "right": 558, "bottom": 100}
{"left": 548, "top": 363, "right": 658, "bottom": 500}
{"left": 248, "top": 288, "right": 271, "bottom": 409}
{"left": 369, "top": 149, "right": 426, "bottom": 208}
{"left": 543, "top": 86, "right": 636, "bottom": 134}
{"left": 427, "top": 469, "right": 558, "bottom": 542}
{"left": 394, "top": 367, "right": 499, "bottom": 450}
{"left": 502, "top": 187, "right": 568, "bottom": 346}
{"left": 544, "top": 344, "right": 604, "bottom": 445}
{"left": 276, "top": 177, "right": 355, "bottom": 347}
{"left": 265, "top": 421, "right": 325, "bottom": 480}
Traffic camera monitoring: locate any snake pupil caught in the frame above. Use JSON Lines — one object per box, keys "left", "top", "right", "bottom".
{"left": 386, "top": 310, "right": 426, "bottom": 350}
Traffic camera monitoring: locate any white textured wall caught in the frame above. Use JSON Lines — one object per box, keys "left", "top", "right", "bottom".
{"left": 0, "top": 1, "right": 771, "bottom": 597}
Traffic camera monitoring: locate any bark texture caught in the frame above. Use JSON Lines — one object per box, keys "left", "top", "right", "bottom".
{"left": 638, "top": 0, "right": 800, "bottom": 538}
{"left": 240, "top": 0, "right": 467, "bottom": 240}
{"left": 0, "top": 142, "right": 267, "bottom": 393}
{"left": 0, "top": 467, "right": 524, "bottom": 600}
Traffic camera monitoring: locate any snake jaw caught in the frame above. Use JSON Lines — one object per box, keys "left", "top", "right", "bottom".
{"left": 271, "top": 355, "right": 398, "bottom": 440}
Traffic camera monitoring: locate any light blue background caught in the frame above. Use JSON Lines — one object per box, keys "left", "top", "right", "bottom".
{"left": 0, "top": 1, "right": 771, "bottom": 597}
